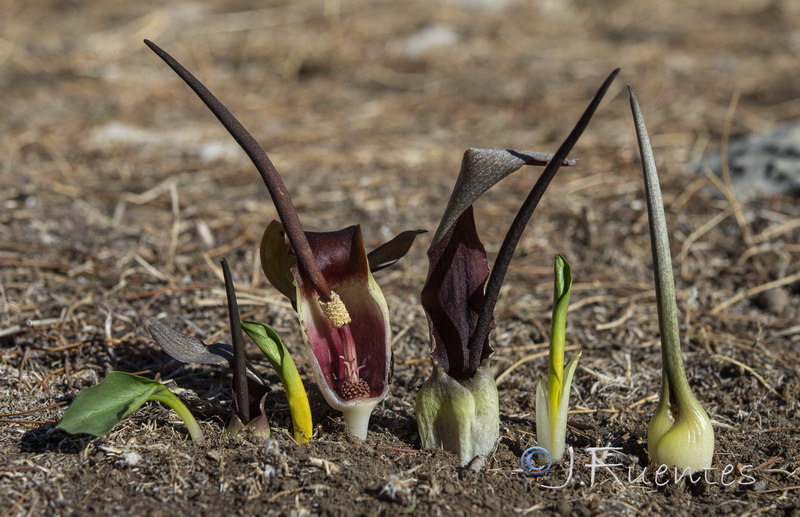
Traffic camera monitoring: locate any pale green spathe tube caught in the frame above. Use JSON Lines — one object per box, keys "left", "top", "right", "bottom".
{"left": 629, "top": 87, "right": 714, "bottom": 473}
{"left": 535, "top": 254, "right": 581, "bottom": 462}
{"left": 647, "top": 377, "right": 715, "bottom": 472}
{"left": 416, "top": 358, "right": 500, "bottom": 466}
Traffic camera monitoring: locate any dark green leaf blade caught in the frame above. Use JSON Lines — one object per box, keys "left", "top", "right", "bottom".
{"left": 56, "top": 372, "right": 164, "bottom": 436}
{"left": 367, "top": 229, "right": 427, "bottom": 273}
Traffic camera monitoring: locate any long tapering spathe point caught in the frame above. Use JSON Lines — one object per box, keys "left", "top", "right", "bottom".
{"left": 222, "top": 258, "right": 249, "bottom": 424}
{"left": 144, "top": 39, "right": 331, "bottom": 303}
{"left": 468, "top": 68, "right": 620, "bottom": 355}
{"left": 628, "top": 87, "right": 688, "bottom": 396}
{"left": 628, "top": 86, "right": 714, "bottom": 473}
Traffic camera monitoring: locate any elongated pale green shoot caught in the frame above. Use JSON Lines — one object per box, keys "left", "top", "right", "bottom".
{"left": 241, "top": 321, "right": 313, "bottom": 444}
{"left": 629, "top": 87, "right": 714, "bottom": 473}
{"left": 535, "top": 254, "right": 581, "bottom": 462}
{"left": 57, "top": 371, "right": 204, "bottom": 443}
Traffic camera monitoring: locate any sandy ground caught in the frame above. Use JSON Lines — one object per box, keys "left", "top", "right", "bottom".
{"left": 1, "top": 0, "right": 799, "bottom": 515}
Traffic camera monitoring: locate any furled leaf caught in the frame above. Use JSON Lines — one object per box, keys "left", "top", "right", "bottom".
{"left": 536, "top": 254, "right": 579, "bottom": 462}
{"left": 547, "top": 254, "right": 572, "bottom": 412}
{"left": 221, "top": 256, "right": 251, "bottom": 424}
{"left": 57, "top": 371, "right": 204, "bottom": 442}
{"left": 242, "top": 320, "right": 313, "bottom": 444}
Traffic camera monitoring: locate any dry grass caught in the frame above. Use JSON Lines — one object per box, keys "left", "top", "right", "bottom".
{"left": 1, "top": 0, "right": 799, "bottom": 515}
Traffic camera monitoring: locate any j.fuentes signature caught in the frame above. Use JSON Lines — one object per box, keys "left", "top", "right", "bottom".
{"left": 522, "top": 447, "right": 755, "bottom": 489}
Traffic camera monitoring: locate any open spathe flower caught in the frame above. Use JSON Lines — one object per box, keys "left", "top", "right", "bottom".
{"left": 145, "top": 40, "right": 423, "bottom": 439}
{"left": 265, "top": 224, "right": 394, "bottom": 438}
{"left": 628, "top": 87, "right": 714, "bottom": 473}
{"left": 416, "top": 70, "right": 619, "bottom": 465}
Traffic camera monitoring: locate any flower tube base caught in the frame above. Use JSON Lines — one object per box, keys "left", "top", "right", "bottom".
{"left": 416, "top": 358, "right": 499, "bottom": 466}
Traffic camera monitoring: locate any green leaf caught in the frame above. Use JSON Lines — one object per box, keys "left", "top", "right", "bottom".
{"left": 241, "top": 321, "right": 313, "bottom": 443}
{"left": 57, "top": 371, "right": 204, "bottom": 442}
{"left": 537, "top": 254, "right": 579, "bottom": 463}
{"left": 547, "top": 254, "right": 573, "bottom": 413}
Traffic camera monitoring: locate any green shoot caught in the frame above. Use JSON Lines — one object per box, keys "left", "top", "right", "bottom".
{"left": 241, "top": 321, "right": 313, "bottom": 444}
{"left": 535, "top": 254, "right": 581, "bottom": 462}
{"left": 57, "top": 371, "right": 204, "bottom": 443}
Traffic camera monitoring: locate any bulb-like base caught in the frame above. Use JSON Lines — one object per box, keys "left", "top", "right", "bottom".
{"left": 648, "top": 387, "right": 714, "bottom": 474}
{"left": 416, "top": 358, "right": 499, "bottom": 466}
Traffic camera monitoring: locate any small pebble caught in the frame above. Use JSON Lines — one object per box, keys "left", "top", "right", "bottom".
{"left": 402, "top": 25, "right": 458, "bottom": 58}
{"left": 207, "top": 449, "right": 224, "bottom": 463}
{"left": 753, "top": 288, "right": 789, "bottom": 314}
{"left": 122, "top": 451, "right": 141, "bottom": 467}
{"left": 466, "top": 455, "right": 486, "bottom": 472}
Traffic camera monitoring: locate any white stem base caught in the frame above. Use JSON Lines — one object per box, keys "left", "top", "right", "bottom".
{"left": 341, "top": 400, "right": 378, "bottom": 440}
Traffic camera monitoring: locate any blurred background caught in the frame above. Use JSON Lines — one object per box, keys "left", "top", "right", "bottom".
{"left": 3, "top": 0, "right": 799, "bottom": 318}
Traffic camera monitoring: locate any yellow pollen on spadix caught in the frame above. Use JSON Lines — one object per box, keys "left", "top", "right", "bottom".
{"left": 318, "top": 291, "right": 351, "bottom": 328}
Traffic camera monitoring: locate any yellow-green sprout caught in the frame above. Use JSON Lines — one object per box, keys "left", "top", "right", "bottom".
{"left": 242, "top": 321, "right": 313, "bottom": 444}
{"left": 535, "top": 254, "right": 581, "bottom": 462}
